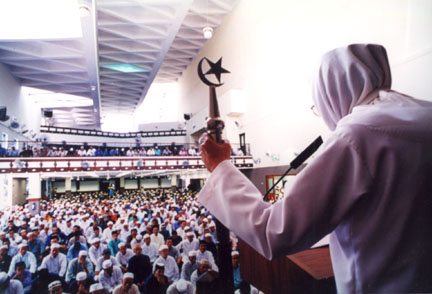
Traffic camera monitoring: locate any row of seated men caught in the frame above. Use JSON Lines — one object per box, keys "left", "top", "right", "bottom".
{"left": 0, "top": 189, "right": 257, "bottom": 294}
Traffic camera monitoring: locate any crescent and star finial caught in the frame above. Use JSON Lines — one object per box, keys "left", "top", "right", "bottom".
{"left": 197, "top": 57, "right": 230, "bottom": 87}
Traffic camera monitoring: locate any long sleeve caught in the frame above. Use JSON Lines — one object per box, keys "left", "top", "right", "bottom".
{"left": 8, "top": 256, "right": 17, "bottom": 276}
{"left": 59, "top": 254, "right": 67, "bottom": 277}
{"left": 198, "top": 133, "right": 372, "bottom": 259}
{"left": 65, "top": 260, "right": 75, "bottom": 282}
{"left": 27, "top": 253, "right": 37, "bottom": 273}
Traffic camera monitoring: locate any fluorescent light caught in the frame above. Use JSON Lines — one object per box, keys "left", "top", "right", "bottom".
{"left": 0, "top": 0, "right": 83, "bottom": 40}
{"left": 100, "top": 64, "right": 150, "bottom": 73}
{"left": 23, "top": 87, "right": 93, "bottom": 108}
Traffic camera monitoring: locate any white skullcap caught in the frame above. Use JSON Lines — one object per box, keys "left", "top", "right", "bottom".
{"left": 76, "top": 271, "right": 87, "bottom": 281}
{"left": 118, "top": 242, "right": 126, "bottom": 248}
{"left": 136, "top": 235, "right": 142, "bottom": 240}
{"left": 0, "top": 272, "right": 8, "bottom": 284}
{"left": 159, "top": 245, "right": 168, "bottom": 252}
{"left": 176, "top": 279, "right": 189, "bottom": 292}
{"left": 186, "top": 232, "right": 194, "bottom": 237}
{"left": 204, "top": 233, "right": 212, "bottom": 238}
{"left": 123, "top": 272, "right": 134, "bottom": 280}
{"left": 0, "top": 245, "right": 8, "bottom": 251}
{"left": 144, "top": 234, "right": 150, "bottom": 239}
{"left": 89, "top": 283, "right": 104, "bottom": 292}
{"left": 231, "top": 251, "right": 239, "bottom": 256}
{"left": 108, "top": 221, "right": 113, "bottom": 225}
{"left": 92, "top": 238, "right": 101, "bottom": 244}
{"left": 51, "top": 243, "right": 60, "bottom": 250}
{"left": 188, "top": 251, "right": 197, "bottom": 257}
{"left": 48, "top": 280, "right": 62, "bottom": 290}
{"left": 18, "top": 242, "right": 28, "bottom": 249}
{"left": 102, "top": 260, "right": 112, "bottom": 269}
{"left": 202, "top": 218, "right": 208, "bottom": 223}
{"left": 184, "top": 226, "right": 190, "bottom": 231}
{"left": 78, "top": 250, "right": 87, "bottom": 257}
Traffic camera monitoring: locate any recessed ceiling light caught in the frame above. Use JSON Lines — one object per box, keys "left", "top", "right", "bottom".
{"left": 101, "top": 64, "right": 149, "bottom": 73}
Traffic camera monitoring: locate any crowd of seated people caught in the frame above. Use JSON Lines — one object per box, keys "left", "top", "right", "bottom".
{"left": 0, "top": 143, "right": 246, "bottom": 159}
{"left": 0, "top": 188, "right": 259, "bottom": 294}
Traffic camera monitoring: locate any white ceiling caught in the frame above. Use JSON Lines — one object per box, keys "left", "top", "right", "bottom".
{"left": 0, "top": 0, "right": 239, "bottom": 129}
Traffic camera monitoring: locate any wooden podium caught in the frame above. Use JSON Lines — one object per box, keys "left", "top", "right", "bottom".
{"left": 238, "top": 239, "right": 336, "bottom": 294}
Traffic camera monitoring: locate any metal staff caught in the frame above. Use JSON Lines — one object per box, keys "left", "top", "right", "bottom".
{"left": 198, "top": 57, "right": 233, "bottom": 293}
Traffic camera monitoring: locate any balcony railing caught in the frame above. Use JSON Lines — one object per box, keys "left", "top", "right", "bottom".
{"left": 40, "top": 125, "right": 186, "bottom": 138}
{"left": 0, "top": 155, "right": 253, "bottom": 174}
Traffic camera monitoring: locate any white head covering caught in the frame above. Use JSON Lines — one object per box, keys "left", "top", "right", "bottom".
{"left": 123, "top": 272, "right": 134, "bottom": 280}
{"left": 76, "top": 271, "right": 87, "bottom": 281}
{"left": 313, "top": 44, "right": 391, "bottom": 130}
{"left": 176, "top": 279, "right": 189, "bottom": 292}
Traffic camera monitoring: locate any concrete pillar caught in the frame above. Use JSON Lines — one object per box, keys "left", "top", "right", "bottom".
{"left": 27, "top": 173, "right": 41, "bottom": 216}
{"left": 0, "top": 174, "right": 12, "bottom": 209}
{"left": 119, "top": 177, "right": 125, "bottom": 192}
{"left": 65, "top": 177, "right": 72, "bottom": 196}
{"left": 12, "top": 178, "right": 26, "bottom": 206}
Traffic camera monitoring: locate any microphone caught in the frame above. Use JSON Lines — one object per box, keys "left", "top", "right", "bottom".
{"left": 263, "top": 136, "right": 323, "bottom": 201}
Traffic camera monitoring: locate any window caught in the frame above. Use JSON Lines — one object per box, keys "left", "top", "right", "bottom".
{"left": 1, "top": 133, "right": 7, "bottom": 149}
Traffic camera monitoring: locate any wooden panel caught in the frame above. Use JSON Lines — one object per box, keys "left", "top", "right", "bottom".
{"left": 239, "top": 239, "right": 335, "bottom": 294}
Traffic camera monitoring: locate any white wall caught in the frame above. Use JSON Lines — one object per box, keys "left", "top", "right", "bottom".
{"left": 0, "top": 64, "right": 41, "bottom": 149}
{"left": 141, "top": 178, "right": 159, "bottom": 189}
{"left": 125, "top": 179, "right": 138, "bottom": 189}
{"left": 177, "top": 0, "right": 432, "bottom": 167}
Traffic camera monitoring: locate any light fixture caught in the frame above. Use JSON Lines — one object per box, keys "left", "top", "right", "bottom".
{"left": 203, "top": 27, "right": 213, "bottom": 39}
{"left": 100, "top": 64, "right": 150, "bottom": 73}
{"left": 79, "top": 5, "right": 90, "bottom": 17}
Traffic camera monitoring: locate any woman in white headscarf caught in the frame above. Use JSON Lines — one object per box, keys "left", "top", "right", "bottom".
{"left": 198, "top": 44, "right": 432, "bottom": 293}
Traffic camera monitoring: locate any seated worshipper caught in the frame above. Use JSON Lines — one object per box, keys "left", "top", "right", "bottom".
{"left": 150, "top": 226, "right": 165, "bottom": 248}
{"left": 27, "top": 232, "right": 44, "bottom": 263}
{"left": 166, "top": 238, "right": 181, "bottom": 265}
{"left": 180, "top": 251, "right": 198, "bottom": 282}
{"left": 153, "top": 245, "right": 179, "bottom": 284}
{"left": 171, "top": 231, "right": 182, "bottom": 247}
{"left": 108, "top": 231, "right": 123, "bottom": 257}
{"left": 234, "top": 281, "right": 260, "bottom": 294}
{"left": 89, "top": 283, "right": 104, "bottom": 294}
{"left": 4, "top": 238, "right": 18, "bottom": 257}
{"left": 176, "top": 232, "right": 198, "bottom": 260}
{"left": 127, "top": 244, "right": 152, "bottom": 291}
{"left": 10, "top": 261, "right": 32, "bottom": 293}
{"left": 102, "top": 222, "right": 114, "bottom": 243}
{"left": 0, "top": 271, "right": 24, "bottom": 294}
{"left": 141, "top": 234, "right": 159, "bottom": 263}
{"left": 67, "top": 238, "right": 88, "bottom": 262}
{"left": 167, "top": 279, "right": 194, "bottom": 294}
{"left": 0, "top": 244, "right": 12, "bottom": 272}
{"left": 65, "top": 250, "right": 95, "bottom": 284}
{"left": 115, "top": 243, "right": 133, "bottom": 273}
{"left": 195, "top": 241, "right": 218, "bottom": 272}
{"left": 160, "top": 225, "right": 171, "bottom": 241}
{"left": 113, "top": 272, "right": 139, "bottom": 294}
{"left": 130, "top": 235, "right": 143, "bottom": 249}
{"left": 95, "top": 248, "right": 119, "bottom": 276}
{"left": 144, "top": 263, "right": 169, "bottom": 294}
{"left": 190, "top": 259, "right": 218, "bottom": 292}
{"left": 67, "top": 271, "right": 91, "bottom": 294}
{"left": 39, "top": 243, "right": 67, "bottom": 278}
{"left": 8, "top": 242, "right": 37, "bottom": 276}
{"left": 88, "top": 238, "right": 106, "bottom": 266}
{"left": 125, "top": 228, "right": 138, "bottom": 248}
{"left": 198, "top": 44, "right": 432, "bottom": 293}
{"left": 231, "top": 251, "right": 242, "bottom": 290}
{"left": 202, "top": 234, "right": 217, "bottom": 260}
{"left": 30, "top": 269, "right": 60, "bottom": 294}
{"left": 98, "top": 260, "right": 123, "bottom": 293}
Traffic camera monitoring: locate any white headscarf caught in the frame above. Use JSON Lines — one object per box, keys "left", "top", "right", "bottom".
{"left": 313, "top": 44, "right": 392, "bottom": 130}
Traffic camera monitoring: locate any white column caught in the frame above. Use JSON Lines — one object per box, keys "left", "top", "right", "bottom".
{"left": 27, "top": 173, "right": 41, "bottom": 216}
{"left": 171, "top": 175, "right": 177, "bottom": 188}
{"left": 65, "top": 177, "right": 72, "bottom": 196}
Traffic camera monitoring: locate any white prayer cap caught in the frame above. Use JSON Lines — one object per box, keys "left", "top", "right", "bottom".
{"left": 186, "top": 232, "right": 194, "bottom": 237}
{"left": 159, "top": 245, "right": 168, "bottom": 252}
{"left": 89, "top": 283, "right": 104, "bottom": 292}
{"left": 184, "top": 226, "right": 190, "bottom": 231}
{"left": 92, "top": 238, "right": 101, "bottom": 244}
{"left": 48, "top": 280, "right": 62, "bottom": 291}
{"left": 79, "top": 250, "right": 88, "bottom": 257}
{"left": 76, "top": 271, "right": 87, "bottom": 281}
{"left": 231, "top": 251, "right": 239, "bottom": 256}
{"left": 179, "top": 217, "right": 185, "bottom": 221}
{"left": 18, "top": 242, "right": 28, "bottom": 249}
{"left": 108, "top": 221, "right": 113, "bottom": 225}
{"left": 51, "top": 243, "right": 60, "bottom": 250}
{"left": 202, "top": 218, "right": 208, "bottom": 223}
{"left": 0, "top": 245, "right": 7, "bottom": 251}
{"left": 0, "top": 272, "right": 8, "bottom": 284}
{"left": 123, "top": 272, "right": 134, "bottom": 280}
{"left": 176, "top": 279, "right": 189, "bottom": 292}
{"left": 144, "top": 234, "right": 150, "bottom": 239}
{"left": 205, "top": 233, "right": 212, "bottom": 238}
{"left": 188, "top": 251, "right": 197, "bottom": 257}
{"left": 102, "top": 260, "right": 112, "bottom": 269}
{"left": 136, "top": 235, "right": 142, "bottom": 241}
{"left": 118, "top": 242, "right": 126, "bottom": 248}
{"left": 0, "top": 231, "right": 5, "bottom": 236}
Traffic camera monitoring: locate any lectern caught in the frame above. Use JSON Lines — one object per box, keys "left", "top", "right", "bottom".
{"left": 238, "top": 239, "right": 336, "bottom": 294}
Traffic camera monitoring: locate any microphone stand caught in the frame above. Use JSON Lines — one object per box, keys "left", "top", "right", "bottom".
{"left": 264, "top": 136, "right": 323, "bottom": 201}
